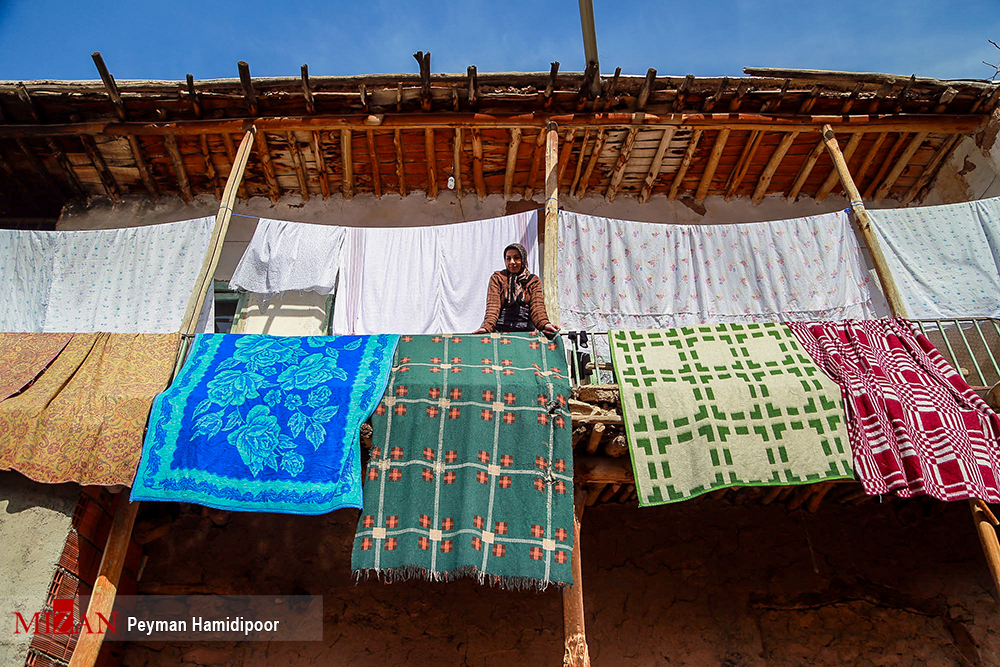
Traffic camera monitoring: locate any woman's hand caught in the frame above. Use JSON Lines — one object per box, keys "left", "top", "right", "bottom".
{"left": 473, "top": 327, "right": 488, "bottom": 334}
{"left": 542, "top": 323, "right": 561, "bottom": 335}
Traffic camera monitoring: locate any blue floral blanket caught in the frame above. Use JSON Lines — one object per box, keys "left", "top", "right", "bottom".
{"left": 132, "top": 334, "right": 399, "bottom": 514}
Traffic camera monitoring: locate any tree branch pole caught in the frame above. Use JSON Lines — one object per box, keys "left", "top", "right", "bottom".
{"left": 543, "top": 120, "right": 561, "bottom": 326}
{"left": 563, "top": 483, "right": 591, "bottom": 667}
{"left": 69, "top": 125, "right": 257, "bottom": 667}
{"left": 822, "top": 123, "right": 1000, "bottom": 598}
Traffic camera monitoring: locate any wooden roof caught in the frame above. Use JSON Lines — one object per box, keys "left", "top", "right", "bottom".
{"left": 1, "top": 59, "right": 998, "bottom": 218}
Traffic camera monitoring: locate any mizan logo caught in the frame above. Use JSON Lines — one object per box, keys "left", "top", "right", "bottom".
{"left": 13, "top": 599, "right": 116, "bottom": 636}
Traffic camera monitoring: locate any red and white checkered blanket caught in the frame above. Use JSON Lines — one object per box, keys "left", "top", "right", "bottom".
{"left": 789, "top": 319, "right": 1000, "bottom": 502}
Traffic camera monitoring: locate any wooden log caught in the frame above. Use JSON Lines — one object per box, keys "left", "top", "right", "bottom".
{"left": 67, "top": 496, "right": 140, "bottom": 667}
{"left": 366, "top": 129, "right": 382, "bottom": 198}
{"left": 604, "top": 434, "right": 628, "bottom": 458}
{"left": 787, "top": 137, "right": 826, "bottom": 201}
{"left": 287, "top": 131, "right": 310, "bottom": 200}
{"left": 562, "top": 485, "right": 591, "bottom": 667}
{"left": 840, "top": 83, "right": 864, "bottom": 114}
{"left": 163, "top": 132, "right": 194, "bottom": 202}
{"left": 467, "top": 65, "right": 478, "bottom": 109}
{"left": 393, "top": 129, "right": 407, "bottom": 197}
{"left": 557, "top": 128, "right": 576, "bottom": 188}
{"left": 79, "top": 134, "right": 120, "bottom": 199}
{"left": 11, "top": 86, "right": 88, "bottom": 197}
{"left": 636, "top": 68, "right": 657, "bottom": 111}
{"left": 873, "top": 131, "right": 928, "bottom": 201}
{"left": 221, "top": 132, "right": 249, "bottom": 201}
{"left": 971, "top": 500, "right": 1000, "bottom": 597}
{"left": 901, "top": 135, "right": 960, "bottom": 205}
{"left": 543, "top": 121, "right": 560, "bottom": 326}
{"left": 598, "top": 484, "right": 621, "bottom": 503}
{"left": 759, "top": 486, "right": 784, "bottom": 506}
{"left": 311, "top": 130, "right": 331, "bottom": 198}
{"left": 471, "top": 129, "right": 486, "bottom": 200}
{"left": 503, "top": 127, "right": 522, "bottom": 199}
{"left": 847, "top": 132, "right": 887, "bottom": 197}
{"left": 820, "top": 125, "right": 907, "bottom": 316}
{"left": 815, "top": 132, "right": 863, "bottom": 202}
{"left": 340, "top": 129, "right": 354, "bottom": 199}
{"left": 452, "top": 128, "right": 463, "bottom": 195}
{"left": 585, "top": 423, "right": 605, "bottom": 454}
{"left": 301, "top": 64, "right": 316, "bottom": 115}
{"left": 199, "top": 135, "right": 221, "bottom": 199}
{"left": 575, "top": 129, "right": 607, "bottom": 198}
{"left": 571, "top": 425, "right": 588, "bottom": 449}
{"left": 525, "top": 128, "right": 546, "bottom": 199}
{"left": 570, "top": 128, "right": 593, "bottom": 197}
{"left": 743, "top": 66, "right": 997, "bottom": 91}
{"left": 414, "top": 51, "right": 432, "bottom": 112}
{"left": 669, "top": 128, "right": 703, "bottom": 200}
{"left": 796, "top": 84, "right": 821, "bottom": 115}
{"left": 544, "top": 61, "right": 560, "bottom": 109}
{"left": 575, "top": 456, "right": 634, "bottom": 484}
{"left": 605, "top": 126, "right": 638, "bottom": 202}
{"left": 237, "top": 61, "right": 257, "bottom": 115}
{"left": 785, "top": 485, "right": 815, "bottom": 511}
{"left": 701, "top": 77, "right": 729, "bottom": 112}
{"left": 724, "top": 130, "right": 764, "bottom": 200}
{"left": 254, "top": 130, "right": 281, "bottom": 201}
{"left": 751, "top": 131, "right": 800, "bottom": 204}
{"left": 424, "top": 128, "right": 438, "bottom": 198}
{"left": 862, "top": 132, "right": 909, "bottom": 200}
{"left": 806, "top": 482, "right": 835, "bottom": 513}
{"left": 694, "top": 128, "right": 730, "bottom": 205}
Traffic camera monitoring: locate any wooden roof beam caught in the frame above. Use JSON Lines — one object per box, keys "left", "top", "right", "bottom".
{"left": 639, "top": 127, "right": 676, "bottom": 203}
{"left": 668, "top": 128, "right": 703, "bottom": 200}
{"left": 752, "top": 131, "right": 799, "bottom": 204}
{"left": 701, "top": 77, "right": 729, "bottom": 112}
{"left": 288, "top": 131, "right": 311, "bottom": 200}
{"left": 366, "top": 129, "right": 381, "bottom": 198}
{"left": 79, "top": 133, "right": 121, "bottom": 199}
{"left": 902, "top": 135, "right": 960, "bottom": 205}
{"left": 724, "top": 130, "right": 764, "bottom": 200}
{"left": 185, "top": 74, "right": 202, "bottom": 117}
{"left": 760, "top": 79, "right": 790, "bottom": 113}
{"left": 311, "top": 130, "right": 330, "bottom": 198}
{"left": 467, "top": 66, "right": 478, "bottom": 109}
{"left": 452, "top": 128, "right": 463, "bottom": 196}
{"left": 340, "top": 129, "right": 354, "bottom": 199}
{"left": 503, "top": 127, "right": 522, "bottom": 199}
{"left": 200, "top": 135, "right": 221, "bottom": 199}
{"left": 816, "top": 132, "right": 864, "bottom": 201}
{"left": 636, "top": 68, "right": 657, "bottom": 111}
{"left": 605, "top": 127, "right": 637, "bottom": 202}
{"left": 238, "top": 61, "right": 258, "bottom": 115}
{"left": 595, "top": 67, "right": 621, "bottom": 112}
{"left": 557, "top": 128, "right": 576, "bottom": 187}
{"left": 163, "top": 134, "right": 193, "bottom": 202}
{"left": 873, "top": 131, "right": 928, "bottom": 201}
{"left": 863, "top": 132, "right": 909, "bottom": 199}
{"left": 796, "top": 85, "right": 821, "bottom": 114}
{"left": 544, "top": 62, "right": 559, "bottom": 110}
{"left": 568, "top": 128, "right": 591, "bottom": 196}
{"left": 221, "top": 132, "right": 249, "bottom": 201}
{"left": 424, "top": 128, "right": 438, "bottom": 198}
{"left": 393, "top": 129, "right": 407, "bottom": 197}
{"left": 575, "top": 128, "right": 607, "bottom": 198}
{"left": 414, "top": 51, "right": 432, "bottom": 112}
{"left": 671, "top": 74, "right": 695, "bottom": 112}
{"left": 787, "top": 137, "right": 826, "bottom": 201}
{"left": 868, "top": 80, "right": 895, "bottom": 114}
{"left": 301, "top": 64, "right": 316, "bottom": 115}
{"left": 471, "top": 128, "right": 486, "bottom": 200}
{"left": 694, "top": 128, "right": 730, "bottom": 205}
{"left": 525, "top": 128, "right": 546, "bottom": 199}
{"left": 254, "top": 129, "right": 280, "bottom": 200}
{"left": 12, "top": 84, "right": 87, "bottom": 198}
{"left": 894, "top": 75, "right": 916, "bottom": 113}
{"left": 840, "top": 83, "right": 864, "bottom": 114}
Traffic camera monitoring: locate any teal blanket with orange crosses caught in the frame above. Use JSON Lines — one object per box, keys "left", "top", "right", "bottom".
{"left": 610, "top": 323, "right": 853, "bottom": 507}
{"left": 351, "top": 332, "right": 575, "bottom": 590}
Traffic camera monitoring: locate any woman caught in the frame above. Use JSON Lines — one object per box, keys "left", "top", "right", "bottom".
{"left": 474, "top": 243, "right": 560, "bottom": 334}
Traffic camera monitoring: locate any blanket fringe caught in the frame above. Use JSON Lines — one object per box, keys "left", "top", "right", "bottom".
{"left": 352, "top": 565, "right": 567, "bottom": 592}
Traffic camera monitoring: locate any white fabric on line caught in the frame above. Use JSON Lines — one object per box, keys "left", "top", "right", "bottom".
{"left": 0, "top": 217, "right": 216, "bottom": 333}
{"left": 868, "top": 196, "right": 1000, "bottom": 318}
{"left": 332, "top": 211, "right": 538, "bottom": 335}
{"left": 229, "top": 218, "right": 348, "bottom": 295}
{"left": 557, "top": 210, "right": 879, "bottom": 331}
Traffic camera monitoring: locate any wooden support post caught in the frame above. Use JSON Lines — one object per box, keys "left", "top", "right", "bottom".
{"left": 787, "top": 137, "right": 826, "bottom": 201}
{"left": 543, "top": 121, "right": 560, "bottom": 326}
{"left": 873, "top": 131, "right": 928, "bottom": 201}
{"left": 311, "top": 130, "right": 331, "bottom": 199}
{"left": 504, "top": 127, "right": 522, "bottom": 199}
{"left": 288, "top": 131, "right": 310, "bottom": 200}
{"left": 752, "top": 131, "right": 799, "bottom": 204}
{"left": 816, "top": 132, "right": 863, "bottom": 202}
{"left": 254, "top": 130, "right": 280, "bottom": 201}
{"left": 669, "top": 128, "right": 703, "bottom": 200}
{"left": 562, "top": 485, "right": 590, "bottom": 667}
{"left": 575, "top": 129, "right": 606, "bottom": 198}
{"left": 366, "top": 129, "right": 382, "bottom": 198}
{"left": 694, "top": 128, "right": 729, "bottom": 205}
{"left": 471, "top": 129, "right": 486, "bottom": 200}
{"left": 341, "top": 129, "right": 354, "bottom": 199}
{"left": 424, "top": 128, "right": 438, "bottom": 198}
{"left": 639, "top": 127, "right": 676, "bottom": 203}
{"left": 394, "top": 129, "right": 407, "bottom": 197}
{"left": 605, "top": 127, "right": 638, "bottom": 203}
{"left": 452, "top": 128, "right": 463, "bottom": 196}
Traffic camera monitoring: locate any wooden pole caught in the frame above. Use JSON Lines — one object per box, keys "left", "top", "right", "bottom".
{"left": 823, "top": 122, "right": 1000, "bottom": 598}
{"left": 543, "top": 120, "right": 560, "bottom": 327}
{"left": 562, "top": 484, "right": 591, "bottom": 667}
{"left": 819, "top": 125, "right": 907, "bottom": 317}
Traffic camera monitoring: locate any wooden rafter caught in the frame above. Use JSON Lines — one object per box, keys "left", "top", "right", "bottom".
{"left": 669, "top": 128, "right": 703, "bottom": 200}
{"left": 366, "top": 129, "right": 382, "bottom": 198}
{"left": 288, "top": 131, "right": 310, "bottom": 200}
{"left": 79, "top": 134, "right": 120, "bottom": 199}
{"left": 471, "top": 129, "right": 486, "bottom": 199}
{"left": 199, "top": 135, "right": 221, "bottom": 199}
{"left": 694, "top": 128, "right": 730, "bottom": 205}
{"left": 638, "top": 127, "right": 675, "bottom": 203}
{"left": 902, "top": 135, "right": 960, "bottom": 205}
{"left": 13, "top": 86, "right": 86, "bottom": 197}
{"left": 725, "top": 130, "right": 765, "bottom": 200}
{"left": 452, "top": 128, "right": 463, "bottom": 196}
{"left": 504, "top": 127, "right": 522, "bottom": 199}
{"left": 816, "top": 132, "right": 863, "bottom": 201}
{"left": 238, "top": 61, "right": 258, "bottom": 115}
{"left": 849, "top": 132, "right": 887, "bottom": 195}
{"left": 787, "top": 137, "right": 826, "bottom": 201}
{"left": 163, "top": 133, "right": 193, "bottom": 202}
{"left": 863, "top": 132, "right": 909, "bottom": 199}
{"left": 311, "top": 130, "right": 331, "bottom": 198}
{"left": 752, "top": 131, "right": 800, "bottom": 204}
{"left": 557, "top": 128, "right": 577, "bottom": 188}
{"left": 394, "top": 129, "right": 407, "bottom": 197}
{"left": 575, "top": 129, "right": 607, "bottom": 198}
{"left": 424, "top": 128, "right": 438, "bottom": 198}
{"left": 525, "top": 128, "right": 546, "bottom": 199}
{"left": 221, "top": 132, "right": 249, "bottom": 201}
{"left": 605, "top": 128, "right": 638, "bottom": 202}
{"left": 873, "top": 131, "right": 928, "bottom": 201}
{"left": 569, "top": 128, "right": 592, "bottom": 196}
{"left": 301, "top": 64, "right": 316, "bottom": 115}
{"left": 340, "top": 129, "right": 354, "bottom": 199}
{"left": 254, "top": 130, "right": 281, "bottom": 201}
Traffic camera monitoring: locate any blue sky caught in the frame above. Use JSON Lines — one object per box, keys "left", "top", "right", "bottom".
{"left": 1, "top": 0, "right": 999, "bottom": 82}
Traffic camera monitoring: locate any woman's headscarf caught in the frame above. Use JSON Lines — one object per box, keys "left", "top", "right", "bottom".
{"left": 503, "top": 243, "right": 532, "bottom": 306}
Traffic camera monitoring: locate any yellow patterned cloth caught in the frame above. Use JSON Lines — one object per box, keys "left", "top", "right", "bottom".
{"left": 0, "top": 332, "right": 179, "bottom": 486}
{"left": 0, "top": 333, "right": 73, "bottom": 401}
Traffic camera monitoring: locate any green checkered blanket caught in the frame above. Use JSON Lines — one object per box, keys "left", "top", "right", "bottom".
{"left": 352, "top": 332, "right": 575, "bottom": 590}
{"left": 610, "top": 324, "right": 853, "bottom": 507}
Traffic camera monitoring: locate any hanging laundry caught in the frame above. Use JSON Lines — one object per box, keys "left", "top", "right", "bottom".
{"left": 0, "top": 332, "right": 179, "bottom": 486}
{"left": 0, "top": 333, "right": 72, "bottom": 401}
{"left": 867, "top": 197, "right": 1000, "bottom": 318}
{"left": 352, "top": 332, "right": 574, "bottom": 590}
{"left": 0, "top": 218, "right": 215, "bottom": 334}
{"left": 788, "top": 319, "right": 1000, "bottom": 503}
{"left": 229, "top": 218, "right": 347, "bottom": 296}
{"left": 558, "top": 210, "right": 879, "bottom": 331}
{"left": 610, "top": 324, "right": 854, "bottom": 507}
{"left": 332, "top": 211, "right": 538, "bottom": 335}
{"left": 132, "top": 334, "right": 398, "bottom": 514}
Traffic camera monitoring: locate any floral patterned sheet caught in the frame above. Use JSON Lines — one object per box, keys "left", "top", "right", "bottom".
{"left": 131, "top": 333, "right": 399, "bottom": 514}
{"left": 557, "top": 210, "right": 882, "bottom": 331}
